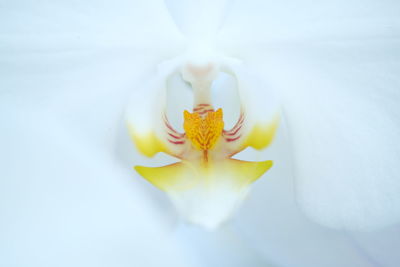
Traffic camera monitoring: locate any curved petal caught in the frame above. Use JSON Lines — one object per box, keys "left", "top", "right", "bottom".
{"left": 245, "top": 41, "right": 400, "bottom": 231}
{"left": 0, "top": 45, "right": 192, "bottom": 267}
{"left": 125, "top": 61, "right": 190, "bottom": 158}
{"left": 221, "top": 61, "right": 280, "bottom": 154}
{"left": 125, "top": 75, "right": 169, "bottom": 157}
{"left": 233, "top": 123, "right": 383, "bottom": 267}
{"left": 217, "top": 0, "right": 400, "bottom": 231}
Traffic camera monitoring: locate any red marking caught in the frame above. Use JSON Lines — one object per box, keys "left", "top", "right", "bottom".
{"left": 165, "top": 121, "right": 179, "bottom": 134}
{"left": 198, "top": 109, "right": 214, "bottom": 115}
{"left": 233, "top": 121, "right": 243, "bottom": 129}
{"left": 227, "top": 114, "right": 244, "bottom": 131}
{"left": 198, "top": 104, "right": 210, "bottom": 107}
{"left": 225, "top": 135, "right": 241, "bottom": 142}
{"left": 224, "top": 125, "right": 242, "bottom": 136}
{"left": 168, "top": 133, "right": 183, "bottom": 139}
{"left": 236, "top": 114, "right": 245, "bottom": 124}
{"left": 168, "top": 140, "right": 185, "bottom": 145}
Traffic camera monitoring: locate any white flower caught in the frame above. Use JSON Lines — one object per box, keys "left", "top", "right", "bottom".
{"left": 1, "top": 0, "right": 400, "bottom": 266}
{"left": 128, "top": 0, "right": 400, "bottom": 232}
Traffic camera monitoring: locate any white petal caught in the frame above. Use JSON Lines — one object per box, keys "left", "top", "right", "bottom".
{"left": 125, "top": 71, "right": 168, "bottom": 141}
{"left": 219, "top": 0, "right": 400, "bottom": 47}
{"left": 1, "top": 0, "right": 185, "bottom": 54}
{"left": 349, "top": 224, "right": 400, "bottom": 266}
{"left": 245, "top": 41, "right": 400, "bottom": 230}
{"left": 125, "top": 58, "right": 194, "bottom": 157}
{"left": 165, "top": 0, "right": 233, "bottom": 43}
{"left": 233, "top": 123, "right": 380, "bottom": 267}
{"left": 217, "top": 0, "right": 400, "bottom": 231}
{"left": 0, "top": 49, "right": 193, "bottom": 266}
{"left": 221, "top": 60, "right": 280, "bottom": 153}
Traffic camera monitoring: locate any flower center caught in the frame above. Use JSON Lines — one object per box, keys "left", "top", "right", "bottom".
{"left": 183, "top": 108, "right": 224, "bottom": 151}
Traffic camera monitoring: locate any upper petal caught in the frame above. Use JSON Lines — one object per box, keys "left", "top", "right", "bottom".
{"left": 165, "top": 0, "right": 233, "bottom": 43}
{"left": 1, "top": 0, "right": 185, "bottom": 57}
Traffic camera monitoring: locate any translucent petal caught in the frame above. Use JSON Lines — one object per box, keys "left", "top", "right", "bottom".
{"left": 0, "top": 1, "right": 190, "bottom": 265}
{"left": 1, "top": 0, "right": 185, "bottom": 55}
{"left": 219, "top": 0, "right": 400, "bottom": 231}
{"left": 234, "top": 123, "right": 384, "bottom": 266}
{"left": 125, "top": 74, "right": 169, "bottom": 157}
{"left": 125, "top": 60, "right": 190, "bottom": 158}
{"left": 0, "top": 50, "right": 193, "bottom": 267}
{"left": 219, "top": 0, "right": 400, "bottom": 47}
{"left": 221, "top": 61, "right": 280, "bottom": 154}
{"left": 240, "top": 41, "right": 400, "bottom": 231}
{"left": 165, "top": 0, "right": 233, "bottom": 43}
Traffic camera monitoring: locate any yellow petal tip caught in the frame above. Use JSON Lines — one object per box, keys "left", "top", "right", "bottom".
{"left": 226, "top": 159, "right": 273, "bottom": 186}
{"left": 127, "top": 124, "right": 166, "bottom": 157}
{"left": 135, "top": 162, "right": 196, "bottom": 191}
{"left": 244, "top": 115, "right": 280, "bottom": 150}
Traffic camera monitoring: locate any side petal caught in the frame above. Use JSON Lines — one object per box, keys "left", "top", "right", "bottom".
{"left": 221, "top": 61, "right": 280, "bottom": 154}
{"left": 125, "top": 63, "right": 189, "bottom": 158}
{"left": 125, "top": 75, "right": 169, "bottom": 157}
{"left": 215, "top": 0, "right": 400, "bottom": 232}
{"left": 241, "top": 117, "right": 280, "bottom": 150}
{"left": 251, "top": 42, "right": 400, "bottom": 231}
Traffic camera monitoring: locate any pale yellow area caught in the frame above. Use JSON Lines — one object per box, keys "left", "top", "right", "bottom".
{"left": 183, "top": 108, "right": 224, "bottom": 151}
{"left": 135, "top": 158, "right": 273, "bottom": 192}
{"left": 243, "top": 115, "right": 280, "bottom": 150}
{"left": 127, "top": 124, "right": 166, "bottom": 157}
{"left": 225, "top": 159, "right": 273, "bottom": 187}
{"left": 135, "top": 162, "right": 198, "bottom": 191}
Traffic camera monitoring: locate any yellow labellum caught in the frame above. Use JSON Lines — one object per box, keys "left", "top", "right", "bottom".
{"left": 135, "top": 159, "right": 273, "bottom": 192}
{"left": 183, "top": 108, "right": 224, "bottom": 151}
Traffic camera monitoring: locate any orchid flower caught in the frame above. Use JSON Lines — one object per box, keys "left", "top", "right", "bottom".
{"left": 2, "top": 0, "right": 400, "bottom": 267}
{"left": 127, "top": 0, "right": 400, "bottom": 232}
{"left": 126, "top": 54, "right": 279, "bottom": 228}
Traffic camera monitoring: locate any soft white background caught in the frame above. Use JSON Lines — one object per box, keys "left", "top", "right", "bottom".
{"left": 1, "top": 0, "right": 400, "bottom": 266}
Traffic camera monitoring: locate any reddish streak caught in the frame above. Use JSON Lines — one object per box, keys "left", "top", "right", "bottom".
{"left": 198, "top": 104, "right": 210, "bottom": 107}
{"left": 225, "top": 135, "right": 241, "bottom": 142}
{"left": 198, "top": 109, "right": 214, "bottom": 115}
{"left": 168, "top": 140, "right": 185, "bottom": 145}
{"left": 224, "top": 125, "right": 242, "bottom": 136}
{"left": 165, "top": 121, "right": 179, "bottom": 134}
{"left": 168, "top": 133, "right": 183, "bottom": 139}
{"left": 226, "top": 114, "right": 244, "bottom": 132}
